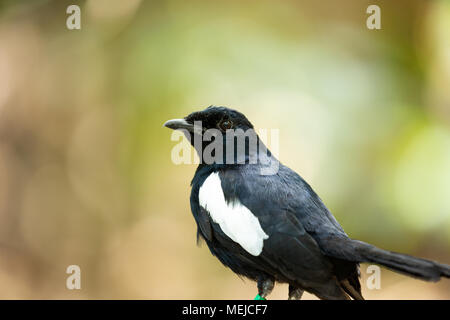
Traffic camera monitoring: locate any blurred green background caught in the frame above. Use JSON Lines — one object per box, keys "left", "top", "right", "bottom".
{"left": 0, "top": 0, "right": 449, "bottom": 299}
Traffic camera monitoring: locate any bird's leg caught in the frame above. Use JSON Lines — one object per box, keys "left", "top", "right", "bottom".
{"left": 255, "top": 278, "right": 274, "bottom": 300}
{"left": 288, "top": 285, "right": 304, "bottom": 300}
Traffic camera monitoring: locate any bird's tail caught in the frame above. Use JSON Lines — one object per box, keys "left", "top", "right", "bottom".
{"left": 323, "top": 238, "right": 450, "bottom": 282}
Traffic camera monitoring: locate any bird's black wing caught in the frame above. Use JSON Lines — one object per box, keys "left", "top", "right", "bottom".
{"left": 215, "top": 168, "right": 352, "bottom": 299}
{"left": 221, "top": 165, "right": 363, "bottom": 299}
{"left": 226, "top": 164, "right": 349, "bottom": 240}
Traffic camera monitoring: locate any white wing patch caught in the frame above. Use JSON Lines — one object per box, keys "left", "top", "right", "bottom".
{"left": 199, "top": 172, "right": 269, "bottom": 256}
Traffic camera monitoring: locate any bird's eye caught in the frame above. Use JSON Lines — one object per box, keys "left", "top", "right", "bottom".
{"left": 219, "top": 120, "right": 233, "bottom": 130}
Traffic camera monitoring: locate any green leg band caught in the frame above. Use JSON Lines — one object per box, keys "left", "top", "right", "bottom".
{"left": 254, "top": 294, "right": 266, "bottom": 300}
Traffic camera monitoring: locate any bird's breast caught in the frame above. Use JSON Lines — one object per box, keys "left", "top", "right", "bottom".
{"left": 198, "top": 172, "right": 268, "bottom": 256}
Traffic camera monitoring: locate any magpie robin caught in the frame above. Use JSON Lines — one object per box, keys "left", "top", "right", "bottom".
{"left": 164, "top": 106, "right": 450, "bottom": 300}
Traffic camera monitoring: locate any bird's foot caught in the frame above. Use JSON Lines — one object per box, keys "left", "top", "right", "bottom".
{"left": 256, "top": 277, "right": 274, "bottom": 300}
{"left": 288, "top": 285, "right": 304, "bottom": 300}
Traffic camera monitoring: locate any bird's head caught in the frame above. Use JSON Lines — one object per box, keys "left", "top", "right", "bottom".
{"left": 164, "top": 106, "right": 259, "bottom": 165}
{"left": 164, "top": 106, "right": 278, "bottom": 174}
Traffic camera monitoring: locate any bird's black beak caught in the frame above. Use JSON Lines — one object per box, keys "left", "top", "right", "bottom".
{"left": 163, "top": 118, "right": 194, "bottom": 132}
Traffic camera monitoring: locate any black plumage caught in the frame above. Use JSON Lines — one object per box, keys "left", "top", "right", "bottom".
{"left": 164, "top": 106, "right": 450, "bottom": 300}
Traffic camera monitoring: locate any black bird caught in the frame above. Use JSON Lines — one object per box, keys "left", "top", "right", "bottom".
{"left": 164, "top": 106, "right": 450, "bottom": 300}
